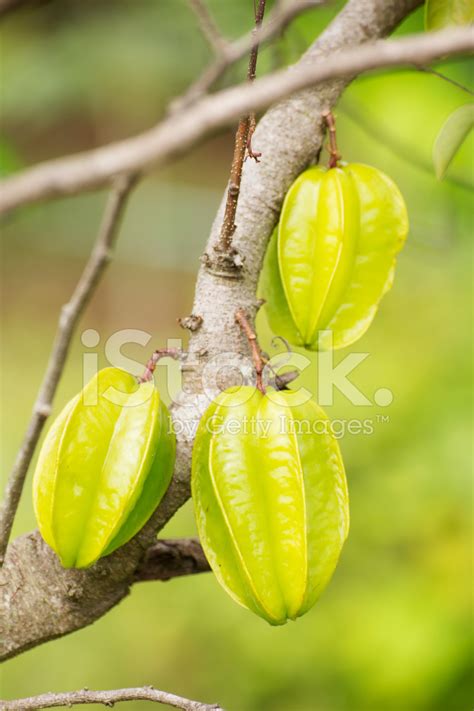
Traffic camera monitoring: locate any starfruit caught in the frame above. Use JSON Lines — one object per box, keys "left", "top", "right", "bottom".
{"left": 259, "top": 163, "right": 409, "bottom": 350}
{"left": 33, "top": 367, "right": 175, "bottom": 568}
{"left": 192, "top": 386, "right": 349, "bottom": 625}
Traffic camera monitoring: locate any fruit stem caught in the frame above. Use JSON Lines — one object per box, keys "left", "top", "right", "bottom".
{"left": 322, "top": 110, "right": 341, "bottom": 169}
{"left": 138, "top": 349, "right": 181, "bottom": 383}
{"left": 235, "top": 309, "right": 266, "bottom": 394}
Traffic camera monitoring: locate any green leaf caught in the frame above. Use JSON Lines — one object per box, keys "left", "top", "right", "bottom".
{"left": 433, "top": 104, "right": 474, "bottom": 179}
{"left": 425, "top": 0, "right": 474, "bottom": 30}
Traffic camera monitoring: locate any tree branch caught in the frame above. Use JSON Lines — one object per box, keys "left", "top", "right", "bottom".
{"left": 1, "top": 0, "right": 442, "bottom": 662}
{"left": 0, "top": 174, "right": 137, "bottom": 564}
{"left": 0, "top": 687, "right": 222, "bottom": 711}
{"left": 134, "top": 538, "right": 210, "bottom": 582}
{"left": 2, "top": 25, "right": 472, "bottom": 216}
{"left": 186, "top": 0, "right": 228, "bottom": 58}
{"left": 175, "top": 0, "right": 325, "bottom": 108}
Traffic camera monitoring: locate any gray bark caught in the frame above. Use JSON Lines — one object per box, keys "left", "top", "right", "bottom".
{"left": 0, "top": 686, "right": 221, "bottom": 710}
{"left": 0, "top": 0, "right": 422, "bottom": 662}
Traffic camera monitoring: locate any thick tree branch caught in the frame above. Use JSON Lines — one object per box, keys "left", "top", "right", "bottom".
{"left": 1, "top": 25, "right": 472, "bottom": 216}
{"left": 134, "top": 538, "right": 210, "bottom": 582}
{"left": 0, "top": 174, "right": 137, "bottom": 564}
{"left": 1, "top": 0, "right": 443, "bottom": 662}
{"left": 0, "top": 687, "right": 222, "bottom": 711}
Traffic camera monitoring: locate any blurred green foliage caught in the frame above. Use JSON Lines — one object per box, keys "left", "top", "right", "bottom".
{"left": 0, "top": 1, "right": 472, "bottom": 710}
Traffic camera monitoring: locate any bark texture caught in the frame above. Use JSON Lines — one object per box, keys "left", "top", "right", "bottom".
{"left": 134, "top": 538, "right": 210, "bottom": 582}
{"left": 0, "top": 0, "right": 422, "bottom": 662}
{"left": 1, "top": 686, "right": 221, "bottom": 710}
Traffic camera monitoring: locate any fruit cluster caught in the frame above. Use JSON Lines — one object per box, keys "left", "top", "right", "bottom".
{"left": 34, "top": 119, "right": 407, "bottom": 624}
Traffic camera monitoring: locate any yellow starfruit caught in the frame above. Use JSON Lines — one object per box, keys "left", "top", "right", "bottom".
{"left": 33, "top": 367, "right": 175, "bottom": 568}
{"left": 192, "top": 386, "right": 349, "bottom": 625}
{"left": 259, "top": 163, "right": 409, "bottom": 350}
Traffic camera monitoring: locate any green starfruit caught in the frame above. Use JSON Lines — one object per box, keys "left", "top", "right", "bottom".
{"left": 192, "top": 386, "right": 349, "bottom": 625}
{"left": 259, "top": 163, "right": 409, "bottom": 350}
{"left": 33, "top": 367, "right": 175, "bottom": 568}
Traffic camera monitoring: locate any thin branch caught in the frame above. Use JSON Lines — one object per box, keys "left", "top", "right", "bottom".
{"left": 186, "top": 0, "right": 228, "bottom": 57}
{"left": 245, "top": 0, "right": 267, "bottom": 160}
{"left": 214, "top": 0, "right": 267, "bottom": 264}
{"left": 340, "top": 97, "right": 473, "bottom": 191}
{"left": 0, "top": 174, "right": 137, "bottom": 564}
{"left": 0, "top": 687, "right": 222, "bottom": 711}
{"left": 134, "top": 537, "right": 210, "bottom": 582}
{"left": 138, "top": 348, "right": 182, "bottom": 383}
{"left": 175, "top": 0, "right": 325, "bottom": 109}
{"left": 271, "top": 369, "right": 301, "bottom": 390}
{"left": 0, "top": 26, "right": 471, "bottom": 216}
{"left": 235, "top": 309, "right": 266, "bottom": 394}
{"left": 416, "top": 64, "right": 474, "bottom": 95}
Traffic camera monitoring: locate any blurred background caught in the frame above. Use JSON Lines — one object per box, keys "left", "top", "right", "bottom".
{"left": 1, "top": 1, "right": 472, "bottom": 709}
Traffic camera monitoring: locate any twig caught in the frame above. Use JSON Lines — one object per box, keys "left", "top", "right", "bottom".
{"left": 0, "top": 174, "right": 137, "bottom": 565}
{"left": 235, "top": 309, "right": 266, "bottom": 394}
{"left": 134, "top": 537, "right": 210, "bottom": 582}
{"left": 1, "top": 27, "right": 471, "bottom": 215}
{"left": 340, "top": 97, "right": 473, "bottom": 191}
{"left": 138, "top": 348, "right": 182, "bottom": 383}
{"left": 186, "top": 0, "right": 228, "bottom": 58}
{"left": 214, "top": 0, "right": 267, "bottom": 265}
{"left": 272, "top": 369, "right": 300, "bottom": 390}
{"left": 246, "top": 113, "right": 261, "bottom": 161}
{"left": 416, "top": 64, "right": 474, "bottom": 96}
{"left": 176, "top": 0, "right": 324, "bottom": 109}
{"left": 244, "top": 0, "right": 267, "bottom": 161}
{"left": 0, "top": 687, "right": 222, "bottom": 711}
{"left": 322, "top": 110, "right": 341, "bottom": 168}
{"left": 245, "top": 0, "right": 267, "bottom": 160}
